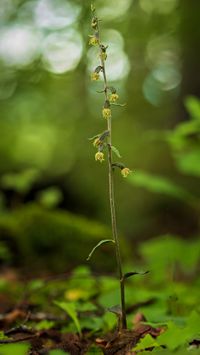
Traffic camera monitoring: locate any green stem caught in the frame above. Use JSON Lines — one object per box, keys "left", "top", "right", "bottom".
{"left": 96, "top": 16, "right": 127, "bottom": 330}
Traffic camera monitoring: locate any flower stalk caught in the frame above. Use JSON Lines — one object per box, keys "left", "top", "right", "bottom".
{"left": 89, "top": 4, "right": 131, "bottom": 329}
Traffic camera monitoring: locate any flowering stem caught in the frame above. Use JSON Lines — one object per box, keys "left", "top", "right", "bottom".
{"left": 96, "top": 16, "right": 127, "bottom": 330}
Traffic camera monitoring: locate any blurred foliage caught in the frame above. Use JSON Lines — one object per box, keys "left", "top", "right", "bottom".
{"left": 49, "top": 351, "right": 68, "bottom": 355}
{"left": 128, "top": 170, "right": 192, "bottom": 200}
{"left": 167, "top": 96, "right": 200, "bottom": 177}
{"left": 1, "top": 169, "right": 39, "bottom": 194}
{"left": 0, "top": 343, "right": 30, "bottom": 355}
{"left": 0, "top": 0, "right": 199, "bottom": 275}
{"left": 55, "top": 300, "right": 82, "bottom": 335}
{"left": 139, "top": 234, "right": 200, "bottom": 281}
{"left": 0, "top": 203, "right": 129, "bottom": 272}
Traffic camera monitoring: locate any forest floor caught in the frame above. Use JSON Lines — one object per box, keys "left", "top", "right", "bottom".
{"left": 0, "top": 258, "right": 200, "bottom": 355}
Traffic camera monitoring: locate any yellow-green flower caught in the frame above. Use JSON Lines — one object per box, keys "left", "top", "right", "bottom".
{"left": 100, "top": 52, "right": 107, "bottom": 61}
{"left": 121, "top": 167, "right": 131, "bottom": 178}
{"left": 93, "top": 138, "right": 101, "bottom": 147}
{"left": 89, "top": 36, "right": 98, "bottom": 46}
{"left": 95, "top": 151, "right": 104, "bottom": 162}
{"left": 109, "top": 93, "right": 119, "bottom": 103}
{"left": 102, "top": 108, "right": 111, "bottom": 119}
{"left": 91, "top": 72, "right": 100, "bottom": 81}
{"left": 91, "top": 17, "right": 98, "bottom": 29}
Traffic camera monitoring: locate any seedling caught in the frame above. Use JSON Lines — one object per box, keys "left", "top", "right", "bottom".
{"left": 87, "top": 4, "right": 132, "bottom": 330}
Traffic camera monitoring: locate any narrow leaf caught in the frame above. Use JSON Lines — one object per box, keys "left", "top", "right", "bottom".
{"left": 111, "top": 146, "right": 122, "bottom": 158}
{"left": 94, "top": 65, "right": 103, "bottom": 73}
{"left": 107, "top": 305, "right": 122, "bottom": 316}
{"left": 96, "top": 90, "right": 105, "bottom": 94}
{"left": 54, "top": 301, "right": 81, "bottom": 336}
{"left": 108, "top": 86, "right": 116, "bottom": 94}
{"left": 111, "top": 102, "right": 126, "bottom": 107}
{"left": 123, "top": 270, "right": 149, "bottom": 280}
{"left": 88, "top": 134, "right": 99, "bottom": 141}
{"left": 99, "top": 130, "right": 110, "bottom": 140}
{"left": 112, "top": 162, "right": 125, "bottom": 169}
{"left": 87, "top": 239, "right": 115, "bottom": 261}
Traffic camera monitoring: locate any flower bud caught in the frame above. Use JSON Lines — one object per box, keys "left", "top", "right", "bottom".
{"left": 93, "top": 138, "right": 101, "bottom": 147}
{"left": 89, "top": 35, "right": 98, "bottom": 46}
{"left": 109, "top": 93, "right": 119, "bottom": 103}
{"left": 91, "top": 4, "right": 95, "bottom": 12}
{"left": 91, "top": 72, "right": 100, "bottom": 81}
{"left": 91, "top": 17, "right": 98, "bottom": 29}
{"left": 95, "top": 151, "right": 104, "bottom": 162}
{"left": 100, "top": 52, "right": 107, "bottom": 61}
{"left": 121, "top": 167, "right": 131, "bottom": 178}
{"left": 102, "top": 108, "right": 111, "bottom": 119}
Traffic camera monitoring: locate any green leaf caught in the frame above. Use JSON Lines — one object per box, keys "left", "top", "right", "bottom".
{"left": 37, "top": 187, "right": 63, "bottom": 208}
{"left": 86, "top": 346, "right": 104, "bottom": 354}
{"left": 0, "top": 332, "right": 8, "bottom": 340}
{"left": 49, "top": 351, "right": 69, "bottom": 355}
{"left": 88, "top": 134, "right": 99, "bottom": 141}
{"left": 98, "top": 289, "right": 119, "bottom": 308}
{"left": 112, "top": 162, "right": 125, "bottom": 169}
{"left": 86, "top": 239, "right": 115, "bottom": 261}
{"left": 143, "top": 349, "right": 199, "bottom": 355}
{"left": 27, "top": 279, "right": 44, "bottom": 291}
{"left": 54, "top": 301, "right": 81, "bottom": 336}
{"left": 80, "top": 316, "right": 103, "bottom": 332}
{"left": 140, "top": 235, "right": 200, "bottom": 277}
{"left": 89, "top": 131, "right": 109, "bottom": 142}
{"left": 1, "top": 169, "right": 39, "bottom": 193}
{"left": 123, "top": 270, "right": 149, "bottom": 280}
{"left": 99, "top": 130, "right": 109, "bottom": 140}
{"left": 128, "top": 170, "right": 192, "bottom": 201}
{"left": 75, "top": 301, "right": 96, "bottom": 312}
{"left": 102, "top": 312, "right": 116, "bottom": 331}
{"left": 94, "top": 65, "right": 103, "bottom": 74}
{"left": 177, "top": 148, "right": 200, "bottom": 176}
{"left": 0, "top": 344, "right": 30, "bottom": 355}
{"left": 133, "top": 334, "right": 160, "bottom": 351}
{"left": 111, "top": 102, "right": 126, "bottom": 107}
{"left": 159, "top": 323, "right": 191, "bottom": 351}
{"left": 185, "top": 96, "right": 200, "bottom": 121}
{"left": 157, "top": 321, "right": 185, "bottom": 350}
{"left": 157, "top": 312, "right": 200, "bottom": 351}
{"left": 72, "top": 265, "right": 92, "bottom": 277}
{"left": 35, "top": 320, "right": 55, "bottom": 330}
{"left": 185, "top": 311, "right": 200, "bottom": 340}
{"left": 107, "top": 305, "right": 122, "bottom": 316}
{"left": 111, "top": 146, "right": 122, "bottom": 158}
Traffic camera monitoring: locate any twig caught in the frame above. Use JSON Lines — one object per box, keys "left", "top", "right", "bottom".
{"left": 0, "top": 334, "right": 37, "bottom": 344}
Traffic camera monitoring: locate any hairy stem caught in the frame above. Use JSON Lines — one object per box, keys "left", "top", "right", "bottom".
{"left": 96, "top": 17, "right": 127, "bottom": 330}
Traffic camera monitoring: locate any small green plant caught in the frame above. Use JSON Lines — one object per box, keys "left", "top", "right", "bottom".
{"left": 87, "top": 4, "right": 132, "bottom": 330}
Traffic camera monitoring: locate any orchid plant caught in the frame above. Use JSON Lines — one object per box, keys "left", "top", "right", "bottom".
{"left": 87, "top": 4, "right": 132, "bottom": 330}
